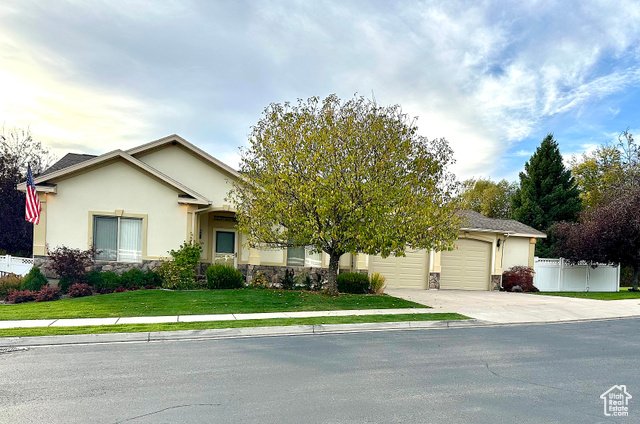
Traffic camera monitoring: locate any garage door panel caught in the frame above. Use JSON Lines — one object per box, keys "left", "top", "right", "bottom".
{"left": 440, "top": 238, "right": 491, "bottom": 290}
{"left": 370, "top": 250, "right": 428, "bottom": 289}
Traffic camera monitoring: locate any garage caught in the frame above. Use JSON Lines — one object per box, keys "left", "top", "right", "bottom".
{"left": 440, "top": 238, "right": 491, "bottom": 290}
{"left": 369, "top": 250, "right": 428, "bottom": 289}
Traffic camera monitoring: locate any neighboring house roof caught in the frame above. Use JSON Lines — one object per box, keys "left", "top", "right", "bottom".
{"left": 39, "top": 153, "right": 97, "bottom": 176}
{"left": 17, "top": 149, "right": 211, "bottom": 206}
{"left": 458, "top": 210, "right": 547, "bottom": 238}
{"left": 126, "top": 134, "right": 242, "bottom": 180}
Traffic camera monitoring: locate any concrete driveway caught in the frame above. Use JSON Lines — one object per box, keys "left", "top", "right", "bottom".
{"left": 386, "top": 288, "right": 640, "bottom": 324}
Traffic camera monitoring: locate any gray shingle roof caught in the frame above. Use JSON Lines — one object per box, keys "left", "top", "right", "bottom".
{"left": 458, "top": 210, "right": 546, "bottom": 237}
{"left": 39, "top": 153, "right": 97, "bottom": 176}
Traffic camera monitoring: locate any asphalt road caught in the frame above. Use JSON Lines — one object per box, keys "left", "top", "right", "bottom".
{"left": 1, "top": 319, "right": 638, "bottom": 424}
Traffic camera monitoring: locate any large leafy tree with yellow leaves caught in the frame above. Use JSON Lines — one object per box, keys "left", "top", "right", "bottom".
{"left": 231, "top": 94, "right": 460, "bottom": 292}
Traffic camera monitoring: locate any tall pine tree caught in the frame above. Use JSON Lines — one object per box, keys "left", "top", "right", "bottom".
{"left": 511, "top": 134, "right": 582, "bottom": 257}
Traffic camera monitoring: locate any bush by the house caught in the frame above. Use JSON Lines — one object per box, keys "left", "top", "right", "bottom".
{"left": 85, "top": 270, "right": 121, "bottom": 290}
{"left": 0, "top": 273, "right": 23, "bottom": 298}
{"left": 369, "top": 272, "right": 387, "bottom": 294}
{"left": 114, "top": 287, "right": 127, "bottom": 293}
{"left": 158, "top": 241, "right": 203, "bottom": 290}
{"left": 336, "top": 272, "right": 370, "bottom": 294}
{"left": 6, "top": 290, "right": 37, "bottom": 304}
{"left": 250, "top": 272, "right": 270, "bottom": 288}
{"left": 502, "top": 266, "right": 538, "bottom": 292}
{"left": 280, "top": 268, "right": 296, "bottom": 290}
{"left": 47, "top": 246, "right": 96, "bottom": 284}
{"left": 296, "top": 272, "right": 313, "bottom": 291}
{"left": 144, "top": 270, "right": 163, "bottom": 288}
{"left": 206, "top": 264, "right": 244, "bottom": 289}
{"left": 34, "top": 286, "right": 61, "bottom": 302}
{"left": 21, "top": 266, "right": 48, "bottom": 292}
{"left": 120, "top": 269, "right": 147, "bottom": 288}
{"left": 68, "top": 283, "right": 93, "bottom": 298}
{"left": 97, "top": 287, "right": 114, "bottom": 295}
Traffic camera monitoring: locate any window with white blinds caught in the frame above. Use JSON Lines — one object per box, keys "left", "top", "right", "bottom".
{"left": 286, "top": 246, "right": 322, "bottom": 268}
{"left": 94, "top": 216, "right": 142, "bottom": 262}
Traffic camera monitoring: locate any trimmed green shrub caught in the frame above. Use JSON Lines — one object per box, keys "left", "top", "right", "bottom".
{"left": 85, "top": 270, "right": 103, "bottom": 287}
{"left": 121, "top": 269, "right": 146, "bottom": 288}
{"left": 281, "top": 268, "right": 296, "bottom": 290}
{"left": 144, "top": 270, "right": 163, "bottom": 288}
{"left": 369, "top": 272, "right": 387, "bottom": 294}
{"left": 101, "top": 272, "right": 122, "bottom": 290}
{"left": 0, "top": 273, "right": 23, "bottom": 298}
{"left": 206, "top": 264, "right": 244, "bottom": 289}
{"left": 21, "top": 267, "right": 48, "bottom": 292}
{"left": 336, "top": 272, "right": 370, "bottom": 294}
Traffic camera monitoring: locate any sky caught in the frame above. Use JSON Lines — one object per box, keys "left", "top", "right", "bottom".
{"left": 1, "top": 0, "right": 640, "bottom": 181}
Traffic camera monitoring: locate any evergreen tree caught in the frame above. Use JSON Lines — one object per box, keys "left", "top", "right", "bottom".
{"left": 511, "top": 134, "right": 582, "bottom": 257}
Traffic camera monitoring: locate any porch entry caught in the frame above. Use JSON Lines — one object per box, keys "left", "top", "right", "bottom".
{"left": 214, "top": 230, "right": 237, "bottom": 267}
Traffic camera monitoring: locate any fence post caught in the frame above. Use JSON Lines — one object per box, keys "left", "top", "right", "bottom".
{"left": 559, "top": 258, "right": 564, "bottom": 291}
{"left": 5, "top": 255, "right": 11, "bottom": 273}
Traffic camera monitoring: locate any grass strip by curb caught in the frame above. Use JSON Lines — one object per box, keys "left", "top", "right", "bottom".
{"left": 533, "top": 288, "right": 640, "bottom": 300}
{"left": 0, "top": 313, "right": 468, "bottom": 338}
{"left": 0, "top": 289, "right": 425, "bottom": 321}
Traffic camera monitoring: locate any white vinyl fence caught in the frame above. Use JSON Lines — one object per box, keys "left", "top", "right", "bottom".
{"left": 0, "top": 255, "right": 35, "bottom": 277}
{"left": 533, "top": 258, "right": 620, "bottom": 292}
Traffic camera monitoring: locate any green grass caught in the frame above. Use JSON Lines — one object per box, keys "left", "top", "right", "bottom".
{"left": 534, "top": 287, "right": 640, "bottom": 300}
{"left": 0, "top": 313, "right": 469, "bottom": 338}
{"left": 0, "top": 289, "right": 425, "bottom": 321}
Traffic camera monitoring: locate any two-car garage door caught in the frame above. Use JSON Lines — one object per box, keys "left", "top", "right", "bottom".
{"left": 369, "top": 239, "right": 491, "bottom": 290}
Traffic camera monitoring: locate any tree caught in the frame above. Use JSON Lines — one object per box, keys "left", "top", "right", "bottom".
{"left": 511, "top": 134, "right": 582, "bottom": 257}
{"left": 457, "top": 178, "right": 516, "bottom": 218}
{"left": 553, "top": 188, "right": 640, "bottom": 291}
{"left": 0, "top": 126, "right": 56, "bottom": 256}
{"left": 571, "top": 129, "right": 640, "bottom": 211}
{"left": 231, "top": 94, "right": 461, "bottom": 292}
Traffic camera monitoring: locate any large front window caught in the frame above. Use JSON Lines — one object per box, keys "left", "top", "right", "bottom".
{"left": 287, "top": 246, "right": 322, "bottom": 267}
{"left": 93, "top": 216, "right": 143, "bottom": 262}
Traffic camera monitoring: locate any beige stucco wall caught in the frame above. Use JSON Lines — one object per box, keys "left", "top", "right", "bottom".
{"left": 501, "top": 236, "right": 532, "bottom": 270}
{"left": 134, "top": 144, "right": 234, "bottom": 206}
{"left": 45, "top": 160, "right": 189, "bottom": 259}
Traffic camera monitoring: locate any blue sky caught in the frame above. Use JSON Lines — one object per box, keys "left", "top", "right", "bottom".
{"left": 2, "top": 0, "right": 640, "bottom": 181}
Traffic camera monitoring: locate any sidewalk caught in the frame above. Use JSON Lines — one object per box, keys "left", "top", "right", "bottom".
{"left": 0, "top": 307, "right": 434, "bottom": 329}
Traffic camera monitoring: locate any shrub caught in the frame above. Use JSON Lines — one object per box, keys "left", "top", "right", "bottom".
{"left": 120, "top": 269, "right": 146, "bottom": 288}
{"left": 114, "top": 287, "right": 127, "bottom": 293}
{"left": 336, "top": 272, "right": 370, "bottom": 294}
{"left": 281, "top": 268, "right": 296, "bottom": 290}
{"left": 68, "top": 283, "right": 93, "bottom": 298}
{"left": 502, "top": 266, "right": 538, "bottom": 292}
{"left": 101, "top": 272, "right": 122, "bottom": 290}
{"left": 144, "top": 270, "right": 163, "bottom": 288}
{"left": 158, "top": 241, "right": 203, "bottom": 289}
{"left": 35, "top": 286, "right": 61, "bottom": 302}
{"left": 369, "top": 272, "right": 387, "bottom": 294}
{"left": 296, "top": 272, "right": 313, "bottom": 291}
{"left": 21, "top": 267, "right": 48, "bottom": 292}
{"left": 313, "top": 271, "right": 324, "bottom": 291}
{"left": 47, "top": 246, "right": 96, "bottom": 283}
{"left": 85, "top": 270, "right": 103, "bottom": 287}
{"left": 206, "top": 264, "right": 244, "bottom": 289}
{"left": 0, "top": 273, "right": 23, "bottom": 298}
{"left": 250, "top": 272, "right": 271, "bottom": 288}
{"left": 144, "top": 284, "right": 156, "bottom": 290}
{"left": 98, "top": 288, "right": 114, "bottom": 295}
{"left": 6, "top": 290, "right": 37, "bottom": 304}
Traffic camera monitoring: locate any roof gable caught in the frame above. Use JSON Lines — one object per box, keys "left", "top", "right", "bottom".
{"left": 17, "top": 150, "right": 210, "bottom": 205}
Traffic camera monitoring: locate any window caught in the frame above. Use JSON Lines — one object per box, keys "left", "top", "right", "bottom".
{"left": 287, "top": 246, "right": 322, "bottom": 268}
{"left": 93, "top": 216, "right": 143, "bottom": 262}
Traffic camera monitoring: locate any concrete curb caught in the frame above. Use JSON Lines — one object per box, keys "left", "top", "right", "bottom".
{"left": 2, "top": 316, "right": 640, "bottom": 348}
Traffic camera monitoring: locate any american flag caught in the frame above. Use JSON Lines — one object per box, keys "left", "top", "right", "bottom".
{"left": 25, "top": 164, "right": 41, "bottom": 225}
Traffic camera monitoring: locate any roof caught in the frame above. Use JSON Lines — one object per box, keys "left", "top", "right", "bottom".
{"left": 458, "top": 210, "right": 547, "bottom": 238}
{"left": 17, "top": 149, "right": 211, "bottom": 206}
{"left": 39, "top": 153, "right": 97, "bottom": 176}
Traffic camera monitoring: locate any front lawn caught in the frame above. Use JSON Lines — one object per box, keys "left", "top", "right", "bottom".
{"left": 0, "top": 289, "right": 425, "bottom": 320}
{"left": 534, "top": 287, "right": 640, "bottom": 300}
{"left": 0, "top": 313, "right": 468, "bottom": 338}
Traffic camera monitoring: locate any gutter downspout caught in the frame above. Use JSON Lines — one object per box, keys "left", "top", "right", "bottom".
{"left": 498, "top": 233, "right": 511, "bottom": 290}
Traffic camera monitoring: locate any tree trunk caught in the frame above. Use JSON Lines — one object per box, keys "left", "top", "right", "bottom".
{"left": 325, "top": 252, "right": 341, "bottom": 294}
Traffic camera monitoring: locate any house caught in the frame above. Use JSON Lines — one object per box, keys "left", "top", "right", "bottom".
{"left": 18, "top": 134, "right": 545, "bottom": 290}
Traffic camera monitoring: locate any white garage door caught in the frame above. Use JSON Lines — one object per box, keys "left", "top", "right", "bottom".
{"left": 440, "top": 238, "right": 491, "bottom": 290}
{"left": 369, "top": 250, "right": 428, "bottom": 289}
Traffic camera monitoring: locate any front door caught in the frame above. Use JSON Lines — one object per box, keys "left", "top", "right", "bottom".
{"left": 214, "top": 230, "right": 236, "bottom": 267}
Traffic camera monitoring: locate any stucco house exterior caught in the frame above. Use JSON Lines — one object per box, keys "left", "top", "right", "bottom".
{"left": 18, "top": 134, "right": 545, "bottom": 290}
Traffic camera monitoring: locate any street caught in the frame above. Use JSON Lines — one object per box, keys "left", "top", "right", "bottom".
{"left": 1, "top": 319, "right": 638, "bottom": 423}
